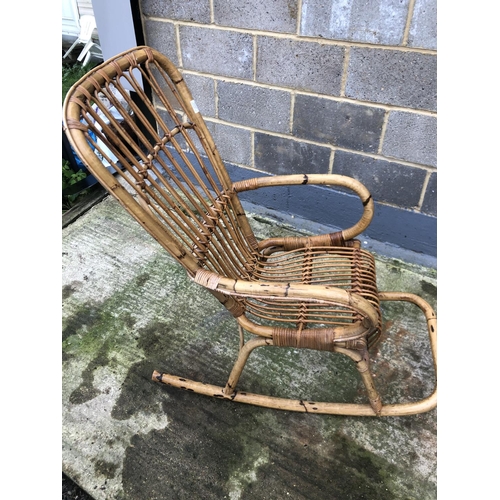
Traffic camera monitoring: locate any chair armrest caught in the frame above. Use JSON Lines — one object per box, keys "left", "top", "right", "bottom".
{"left": 232, "top": 174, "right": 373, "bottom": 244}
{"left": 193, "top": 268, "right": 379, "bottom": 340}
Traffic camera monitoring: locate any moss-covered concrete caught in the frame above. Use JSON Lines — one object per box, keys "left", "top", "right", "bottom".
{"left": 62, "top": 195, "right": 437, "bottom": 500}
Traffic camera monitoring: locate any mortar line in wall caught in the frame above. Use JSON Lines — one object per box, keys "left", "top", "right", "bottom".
{"left": 297, "top": 0, "right": 304, "bottom": 36}
{"left": 253, "top": 35, "right": 257, "bottom": 81}
{"left": 378, "top": 111, "right": 391, "bottom": 155}
{"left": 214, "top": 79, "right": 219, "bottom": 118}
{"left": 144, "top": 17, "right": 437, "bottom": 56}
{"left": 403, "top": 0, "right": 417, "bottom": 46}
{"left": 289, "top": 93, "right": 296, "bottom": 134}
{"left": 209, "top": 0, "right": 214, "bottom": 24}
{"left": 175, "top": 23, "right": 183, "bottom": 67}
{"left": 417, "top": 171, "right": 431, "bottom": 210}
{"left": 251, "top": 130, "right": 255, "bottom": 169}
{"left": 340, "top": 46, "right": 351, "bottom": 97}
{"left": 180, "top": 69, "right": 437, "bottom": 116}
{"left": 328, "top": 149, "right": 335, "bottom": 175}
{"left": 195, "top": 115, "right": 436, "bottom": 172}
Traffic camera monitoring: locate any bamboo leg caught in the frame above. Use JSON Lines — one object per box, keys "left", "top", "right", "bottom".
{"left": 238, "top": 324, "right": 245, "bottom": 351}
{"left": 357, "top": 355, "right": 382, "bottom": 415}
{"left": 151, "top": 293, "right": 436, "bottom": 416}
{"left": 224, "top": 337, "right": 272, "bottom": 396}
{"left": 336, "top": 343, "right": 382, "bottom": 415}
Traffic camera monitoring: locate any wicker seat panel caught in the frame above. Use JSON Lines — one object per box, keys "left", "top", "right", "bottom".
{"left": 243, "top": 246, "right": 382, "bottom": 347}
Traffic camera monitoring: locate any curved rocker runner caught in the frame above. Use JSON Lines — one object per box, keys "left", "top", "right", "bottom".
{"left": 63, "top": 46, "right": 437, "bottom": 417}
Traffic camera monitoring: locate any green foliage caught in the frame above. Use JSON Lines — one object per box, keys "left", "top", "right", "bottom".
{"left": 62, "top": 62, "right": 97, "bottom": 103}
{"left": 62, "top": 61, "right": 98, "bottom": 212}
{"left": 62, "top": 160, "right": 88, "bottom": 211}
{"left": 62, "top": 160, "right": 86, "bottom": 190}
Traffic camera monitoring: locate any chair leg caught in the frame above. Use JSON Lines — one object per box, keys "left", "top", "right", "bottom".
{"left": 238, "top": 324, "right": 245, "bottom": 351}
{"left": 335, "top": 342, "right": 382, "bottom": 415}
{"left": 63, "top": 40, "right": 80, "bottom": 59}
{"left": 82, "top": 50, "right": 92, "bottom": 67}
{"left": 77, "top": 40, "right": 94, "bottom": 62}
{"left": 152, "top": 294, "right": 436, "bottom": 416}
{"left": 224, "top": 337, "right": 271, "bottom": 396}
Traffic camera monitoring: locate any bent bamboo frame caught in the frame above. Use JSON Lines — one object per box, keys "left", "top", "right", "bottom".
{"left": 233, "top": 174, "right": 374, "bottom": 244}
{"left": 153, "top": 292, "right": 436, "bottom": 416}
{"left": 62, "top": 46, "right": 437, "bottom": 417}
{"left": 193, "top": 268, "right": 380, "bottom": 340}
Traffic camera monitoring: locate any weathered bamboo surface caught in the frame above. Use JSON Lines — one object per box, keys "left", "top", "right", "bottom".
{"left": 63, "top": 46, "right": 437, "bottom": 417}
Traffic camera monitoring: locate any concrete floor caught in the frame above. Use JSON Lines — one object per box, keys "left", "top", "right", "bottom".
{"left": 62, "top": 193, "right": 437, "bottom": 500}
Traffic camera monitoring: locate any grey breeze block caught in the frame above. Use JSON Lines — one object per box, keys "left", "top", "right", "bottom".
{"left": 346, "top": 48, "right": 437, "bottom": 111}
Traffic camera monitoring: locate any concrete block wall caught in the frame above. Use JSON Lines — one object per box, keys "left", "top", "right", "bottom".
{"left": 138, "top": 0, "right": 437, "bottom": 256}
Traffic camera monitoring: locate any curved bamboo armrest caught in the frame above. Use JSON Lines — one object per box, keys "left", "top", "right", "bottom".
{"left": 192, "top": 268, "right": 379, "bottom": 341}
{"left": 232, "top": 174, "right": 373, "bottom": 247}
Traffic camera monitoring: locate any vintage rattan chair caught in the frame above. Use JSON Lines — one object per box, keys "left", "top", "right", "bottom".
{"left": 63, "top": 46, "right": 437, "bottom": 416}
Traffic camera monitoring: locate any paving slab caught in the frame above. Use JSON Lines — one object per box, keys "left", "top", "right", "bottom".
{"left": 62, "top": 194, "right": 437, "bottom": 500}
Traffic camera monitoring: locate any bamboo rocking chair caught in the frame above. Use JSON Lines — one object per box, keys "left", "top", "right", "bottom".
{"left": 63, "top": 46, "right": 437, "bottom": 416}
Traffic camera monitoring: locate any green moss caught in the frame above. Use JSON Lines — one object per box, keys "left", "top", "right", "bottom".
{"left": 62, "top": 303, "right": 123, "bottom": 358}
{"left": 69, "top": 341, "right": 111, "bottom": 404}
{"left": 93, "top": 458, "right": 119, "bottom": 480}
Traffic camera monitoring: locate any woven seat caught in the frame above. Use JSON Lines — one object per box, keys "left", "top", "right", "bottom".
{"left": 238, "top": 245, "right": 381, "bottom": 347}
{"left": 63, "top": 46, "right": 437, "bottom": 416}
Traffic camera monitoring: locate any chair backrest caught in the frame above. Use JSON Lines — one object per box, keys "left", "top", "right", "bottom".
{"left": 63, "top": 46, "right": 259, "bottom": 280}
{"left": 77, "top": 15, "right": 96, "bottom": 43}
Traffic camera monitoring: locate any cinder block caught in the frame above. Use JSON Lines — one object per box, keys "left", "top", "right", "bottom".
{"left": 254, "top": 133, "right": 331, "bottom": 175}
{"left": 333, "top": 151, "right": 427, "bottom": 208}
{"left": 214, "top": 0, "right": 298, "bottom": 33}
{"left": 144, "top": 20, "right": 178, "bottom": 64}
{"left": 256, "top": 36, "right": 345, "bottom": 95}
{"left": 421, "top": 172, "right": 436, "bottom": 216}
{"left": 300, "top": 0, "right": 410, "bottom": 46}
{"left": 206, "top": 121, "right": 252, "bottom": 166}
{"left": 179, "top": 26, "right": 253, "bottom": 79}
{"left": 141, "top": 0, "right": 211, "bottom": 23}
{"left": 183, "top": 73, "right": 216, "bottom": 118}
{"left": 408, "top": 0, "right": 437, "bottom": 50}
{"left": 382, "top": 111, "right": 437, "bottom": 167}
{"left": 345, "top": 48, "right": 437, "bottom": 111}
{"left": 293, "top": 94, "right": 385, "bottom": 153}
{"left": 218, "top": 82, "right": 291, "bottom": 133}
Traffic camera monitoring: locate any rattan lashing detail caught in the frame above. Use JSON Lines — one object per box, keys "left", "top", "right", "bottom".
{"left": 194, "top": 268, "right": 221, "bottom": 290}
{"left": 272, "top": 327, "right": 336, "bottom": 351}
{"left": 63, "top": 46, "right": 437, "bottom": 416}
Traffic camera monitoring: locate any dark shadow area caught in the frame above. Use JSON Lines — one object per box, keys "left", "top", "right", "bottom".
{"left": 62, "top": 473, "right": 94, "bottom": 500}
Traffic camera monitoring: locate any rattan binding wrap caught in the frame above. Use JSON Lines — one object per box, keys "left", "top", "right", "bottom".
{"left": 63, "top": 46, "right": 437, "bottom": 416}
